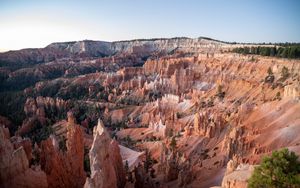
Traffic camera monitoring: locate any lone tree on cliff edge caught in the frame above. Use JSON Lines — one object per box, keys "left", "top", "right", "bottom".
{"left": 248, "top": 148, "right": 300, "bottom": 188}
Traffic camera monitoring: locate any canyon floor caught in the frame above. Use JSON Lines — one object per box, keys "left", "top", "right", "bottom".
{"left": 0, "top": 38, "right": 299, "bottom": 188}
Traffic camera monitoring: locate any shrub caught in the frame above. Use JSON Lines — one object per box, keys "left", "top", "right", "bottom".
{"left": 276, "top": 92, "right": 281, "bottom": 100}
{"left": 58, "top": 136, "right": 67, "bottom": 152}
{"left": 170, "top": 136, "right": 177, "bottom": 151}
{"left": 216, "top": 85, "right": 225, "bottom": 99}
{"left": 268, "top": 67, "right": 273, "bottom": 75}
{"left": 84, "top": 147, "right": 91, "bottom": 176}
{"left": 248, "top": 148, "right": 300, "bottom": 188}
{"left": 265, "top": 67, "right": 275, "bottom": 83}
{"left": 281, "top": 66, "right": 289, "bottom": 81}
{"left": 24, "top": 120, "right": 53, "bottom": 144}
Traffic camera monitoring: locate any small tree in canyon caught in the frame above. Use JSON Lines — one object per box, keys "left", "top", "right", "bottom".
{"left": 248, "top": 148, "right": 300, "bottom": 188}
{"left": 265, "top": 67, "right": 275, "bottom": 83}
{"left": 216, "top": 84, "right": 225, "bottom": 99}
{"left": 281, "top": 66, "right": 289, "bottom": 81}
{"left": 125, "top": 160, "right": 133, "bottom": 182}
{"left": 170, "top": 136, "right": 177, "bottom": 152}
{"left": 144, "top": 150, "right": 152, "bottom": 173}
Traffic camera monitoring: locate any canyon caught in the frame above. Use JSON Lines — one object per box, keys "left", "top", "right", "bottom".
{"left": 0, "top": 37, "right": 300, "bottom": 188}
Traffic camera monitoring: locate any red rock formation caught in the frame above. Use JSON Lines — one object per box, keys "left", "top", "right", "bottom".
{"left": 84, "top": 119, "right": 125, "bottom": 188}
{"left": 133, "top": 163, "right": 156, "bottom": 188}
{"left": 40, "top": 138, "right": 69, "bottom": 188}
{"left": 40, "top": 112, "right": 86, "bottom": 188}
{"left": 157, "top": 142, "right": 188, "bottom": 183}
{"left": 11, "top": 137, "right": 33, "bottom": 162}
{"left": 66, "top": 112, "right": 86, "bottom": 186}
{"left": 2, "top": 38, "right": 300, "bottom": 188}
{"left": 221, "top": 127, "right": 244, "bottom": 159}
{"left": 178, "top": 160, "right": 193, "bottom": 187}
{"left": 194, "top": 111, "right": 226, "bottom": 138}
{"left": 283, "top": 84, "right": 300, "bottom": 99}
{"left": 221, "top": 162, "right": 255, "bottom": 188}
{"left": 0, "top": 116, "right": 13, "bottom": 130}
{"left": 0, "top": 126, "right": 48, "bottom": 188}
{"left": 164, "top": 153, "right": 180, "bottom": 182}
{"left": 18, "top": 96, "right": 69, "bottom": 136}
{"left": 110, "top": 140, "right": 127, "bottom": 188}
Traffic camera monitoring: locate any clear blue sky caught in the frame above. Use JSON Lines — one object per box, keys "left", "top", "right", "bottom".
{"left": 0, "top": 0, "right": 299, "bottom": 51}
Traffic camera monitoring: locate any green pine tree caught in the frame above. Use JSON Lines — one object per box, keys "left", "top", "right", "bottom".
{"left": 125, "top": 160, "right": 129, "bottom": 173}
{"left": 267, "top": 67, "right": 273, "bottom": 75}
{"left": 248, "top": 148, "right": 300, "bottom": 188}
{"left": 170, "top": 136, "right": 177, "bottom": 151}
{"left": 281, "top": 66, "right": 289, "bottom": 80}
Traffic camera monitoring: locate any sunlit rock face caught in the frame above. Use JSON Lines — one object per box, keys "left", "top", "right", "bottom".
{"left": 17, "top": 96, "right": 69, "bottom": 136}
{"left": 1, "top": 37, "right": 300, "bottom": 188}
{"left": 40, "top": 112, "right": 85, "bottom": 188}
{"left": 84, "top": 119, "right": 125, "bottom": 188}
{"left": 193, "top": 111, "right": 227, "bottom": 138}
{"left": 0, "top": 37, "right": 225, "bottom": 66}
{"left": 220, "top": 160, "right": 255, "bottom": 188}
{"left": 47, "top": 38, "right": 226, "bottom": 57}
{"left": 0, "top": 126, "right": 48, "bottom": 188}
{"left": 284, "top": 85, "right": 300, "bottom": 99}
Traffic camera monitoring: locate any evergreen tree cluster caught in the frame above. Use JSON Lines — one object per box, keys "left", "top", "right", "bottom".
{"left": 232, "top": 46, "right": 300, "bottom": 59}
{"left": 248, "top": 148, "right": 300, "bottom": 188}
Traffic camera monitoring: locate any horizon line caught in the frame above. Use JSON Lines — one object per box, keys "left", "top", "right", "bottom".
{"left": 1, "top": 36, "right": 300, "bottom": 53}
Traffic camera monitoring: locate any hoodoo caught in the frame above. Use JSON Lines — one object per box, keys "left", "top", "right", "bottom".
{"left": 1, "top": 35, "right": 300, "bottom": 188}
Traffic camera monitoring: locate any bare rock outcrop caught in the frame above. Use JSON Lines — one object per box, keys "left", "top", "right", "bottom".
{"left": 24, "top": 96, "right": 68, "bottom": 119}
{"left": 66, "top": 112, "right": 86, "bottom": 185}
{"left": 161, "top": 148, "right": 186, "bottom": 183}
{"left": 0, "top": 115, "right": 13, "bottom": 130}
{"left": 110, "top": 140, "right": 127, "bottom": 188}
{"left": 40, "top": 138, "right": 69, "bottom": 188}
{"left": 11, "top": 136, "right": 33, "bottom": 162}
{"left": 178, "top": 160, "right": 193, "bottom": 187}
{"left": 18, "top": 96, "right": 69, "bottom": 136}
{"left": 224, "top": 156, "right": 238, "bottom": 176}
{"left": 0, "top": 126, "right": 48, "bottom": 188}
{"left": 40, "top": 112, "right": 85, "bottom": 188}
{"left": 221, "top": 162, "right": 255, "bottom": 188}
{"left": 194, "top": 111, "right": 226, "bottom": 138}
{"left": 165, "top": 152, "right": 180, "bottom": 182}
{"left": 283, "top": 84, "right": 300, "bottom": 99}
{"left": 134, "top": 163, "right": 156, "bottom": 188}
{"left": 157, "top": 142, "right": 189, "bottom": 184}
{"left": 222, "top": 127, "right": 244, "bottom": 159}
{"left": 84, "top": 119, "right": 125, "bottom": 188}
